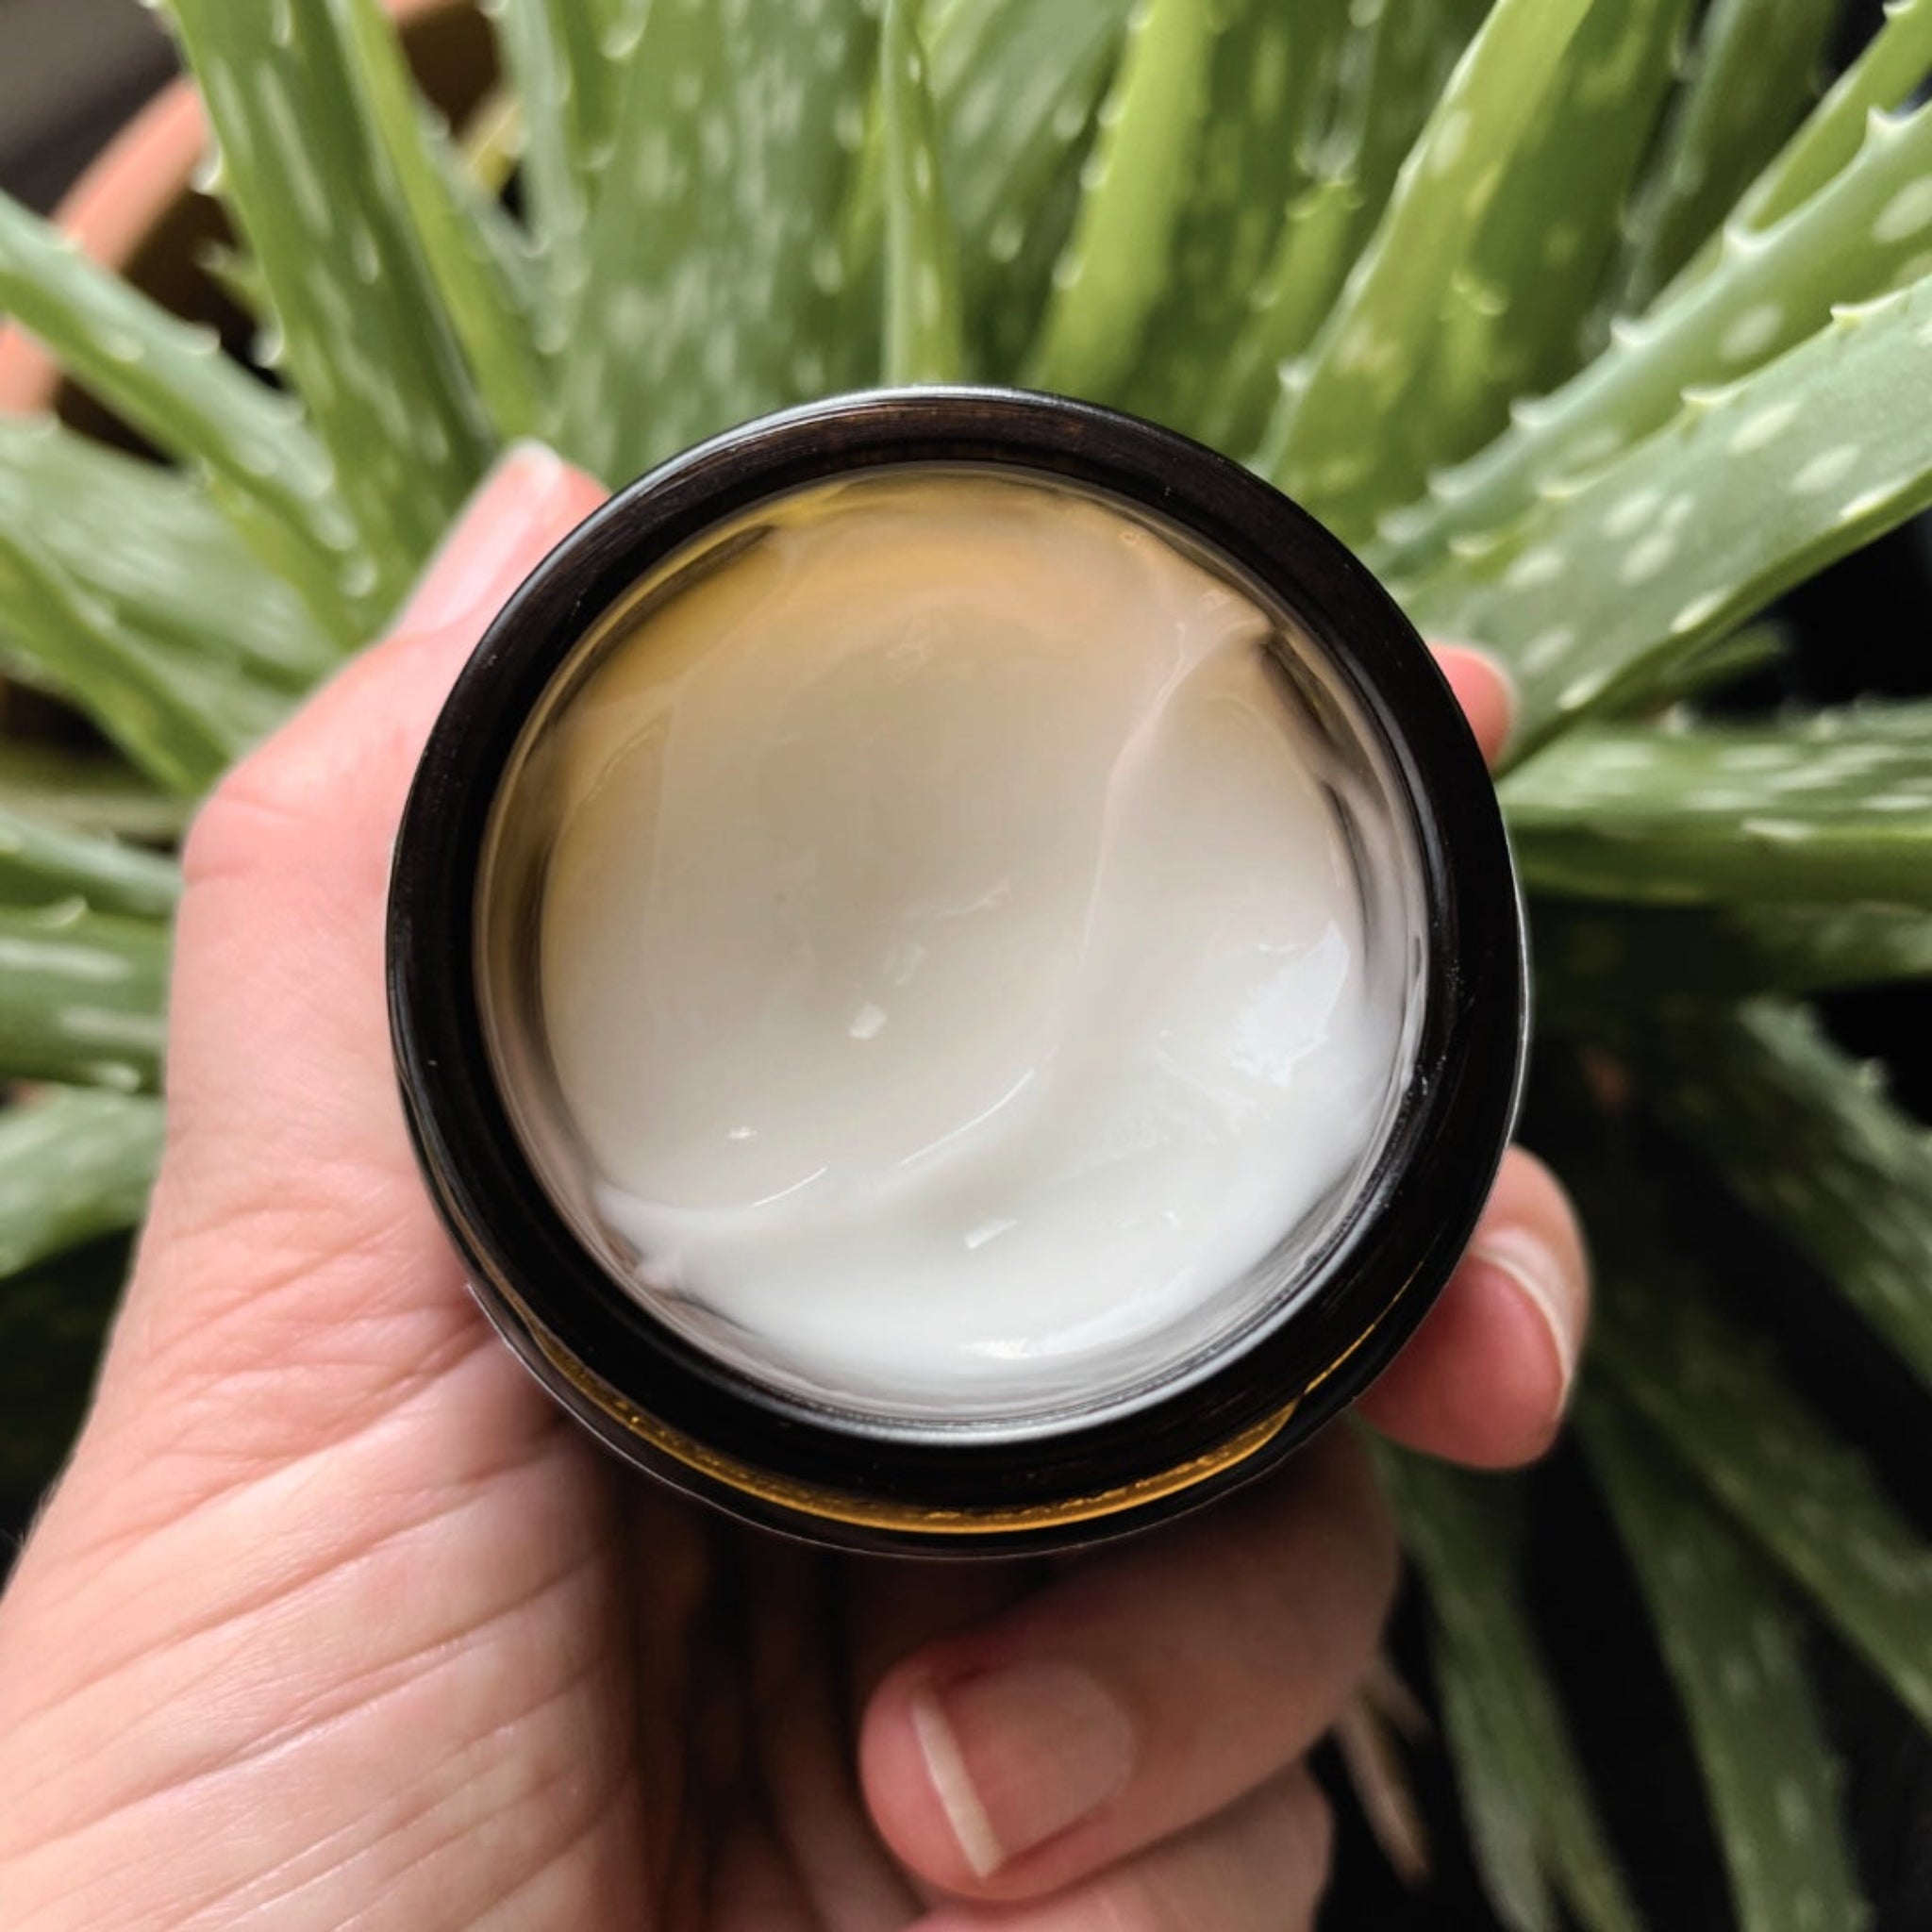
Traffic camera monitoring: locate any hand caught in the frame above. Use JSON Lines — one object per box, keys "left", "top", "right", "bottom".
{"left": 0, "top": 446, "right": 1588, "bottom": 1929}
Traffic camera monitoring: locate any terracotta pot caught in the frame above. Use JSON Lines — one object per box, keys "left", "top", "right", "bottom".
{"left": 0, "top": 0, "right": 498, "bottom": 429}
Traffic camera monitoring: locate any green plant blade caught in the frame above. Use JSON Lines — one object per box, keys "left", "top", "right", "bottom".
{"left": 1652, "top": 1001, "right": 1932, "bottom": 1395}
{"left": 1377, "top": 1446, "right": 1644, "bottom": 1932}
{"left": 881, "top": 0, "right": 965, "bottom": 385}
{"left": 0, "top": 1236, "right": 131, "bottom": 1496}
{"left": 1257, "top": 0, "right": 1595, "bottom": 541}
{"left": 1025, "top": 0, "right": 1218, "bottom": 403}
{"left": 0, "top": 415, "right": 339, "bottom": 693}
{"left": 1593, "top": 1208, "right": 1932, "bottom": 1733}
{"left": 0, "top": 1088, "right": 164, "bottom": 1282}
{"left": 339, "top": 0, "right": 544, "bottom": 439}
{"left": 1378, "top": 102, "right": 1932, "bottom": 579}
{"left": 1502, "top": 706, "right": 1932, "bottom": 908}
{"left": 0, "top": 192, "right": 362, "bottom": 641}
{"left": 1610, "top": 0, "right": 1840, "bottom": 316}
{"left": 162, "top": 0, "right": 494, "bottom": 604}
{"left": 1405, "top": 273, "right": 1932, "bottom": 762}
{"left": 561, "top": 0, "right": 881, "bottom": 481}
{"left": 1533, "top": 900, "right": 1932, "bottom": 1032}
{"left": 0, "top": 807, "right": 179, "bottom": 921}
{"left": 0, "top": 906, "right": 168, "bottom": 1093}
{"left": 0, "top": 747, "right": 187, "bottom": 845}
{"left": 0, "top": 522, "right": 287, "bottom": 797}
{"left": 1581, "top": 1386, "right": 1864, "bottom": 1932}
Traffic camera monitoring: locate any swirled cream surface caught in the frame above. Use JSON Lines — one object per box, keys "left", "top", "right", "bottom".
{"left": 504, "top": 472, "right": 1420, "bottom": 1419}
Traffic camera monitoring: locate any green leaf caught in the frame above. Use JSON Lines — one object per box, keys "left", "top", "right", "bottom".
{"left": 0, "top": 1088, "right": 164, "bottom": 1282}
{"left": 0, "top": 415, "right": 340, "bottom": 693}
{"left": 1404, "top": 272, "right": 1932, "bottom": 762}
{"left": 0, "top": 746, "right": 188, "bottom": 844}
{"left": 0, "top": 192, "right": 363, "bottom": 641}
{"left": 1610, "top": 0, "right": 1840, "bottom": 315}
{"left": 1593, "top": 1214, "right": 1932, "bottom": 1734}
{"left": 1581, "top": 1386, "right": 1865, "bottom": 1932}
{"left": 1257, "top": 0, "right": 1596, "bottom": 541}
{"left": 561, "top": 0, "right": 881, "bottom": 481}
{"left": 0, "top": 905, "right": 168, "bottom": 1093}
{"left": 162, "top": 0, "right": 494, "bottom": 602}
{"left": 1377, "top": 102, "right": 1932, "bottom": 580}
{"left": 0, "top": 520, "right": 287, "bottom": 797}
{"left": 1377, "top": 1446, "right": 1645, "bottom": 1932}
{"left": 0, "top": 1235, "right": 131, "bottom": 1496}
{"left": 881, "top": 0, "right": 965, "bottom": 384}
{"left": 338, "top": 0, "right": 544, "bottom": 439}
{"left": 1121, "top": 0, "right": 1351, "bottom": 440}
{"left": 1651, "top": 1001, "right": 1932, "bottom": 1396}
{"left": 1025, "top": 0, "right": 1219, "bottom": 403}
{"left": 1502, "top": 706, "right": 1932, "bottom": 908}
{"left": 0, "top": 806, "right": 179, "bottom": 921}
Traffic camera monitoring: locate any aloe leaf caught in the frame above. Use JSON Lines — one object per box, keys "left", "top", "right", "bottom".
{"left": 1378, "top": 1447, "right": 1644, "bottom": 1932}
{"left": 0, "top": 906, "right": 168, "bottom": 1093}
{"left": 1611, "top": 0, "right": 1840, "bottom": 316}
{"left": 0, "top": 748, "right": 187, "bottom": 845}
{"left": 1611, "top": 621, "right": 1788, "bottom": 714}
{"left": 1581, "top": 1387, "right": 1865, "bottom": 1932}
{"left": 338, "top": 0, "right": 543, "bottom": 440}
{"left": 881, "top": 0, "right": 965, "bottom": 384}
{"left": 1405, "top": 273, "right": 1932, "bottom": 762}
{"left": 162, "top": 0, "right": 494, "bottom": 600}
{"left": 0, "top": 416, "right": 339, "bottom": 693}
{"left": 1025, "top": 0, "right": 1219, "bottom": 403}
{"left": 0, "top": 808, "right": 179, "bottom": 921}
{"left": 0, "top": 523, "right": 286, "bottom": 798}
{"left": 0, "top": 1237, "right": 131, "bottom": 1495}
{"left": 1257, "top": 0, "right": 1596, "bottom": 541}
{"left": 1533, "top": 900, "right": 1932, "bottom": 1032}
{"left": 1377, "top": 102, "right": 1932, "bottom": 579}
{"left": 0, "top": 1088, "right": 165, "bottom": 1283}
{"left": 1593, "top": 1219, "right": 1932, "bottom": 1733}
{"left": 1122, "top": 0, "right": 1351, "bottom": 439}
{"left": 562, "top": 0, "right": 881, "bottom": 481}
{"left": 1501, "top": 706, "right": 1932, "bottom": 908}
{"left": 1652, "top": 1002, "right": 1932, "bottom": 1395}
{"left": 0, "top": 192, "right": 362, "bottom": 641}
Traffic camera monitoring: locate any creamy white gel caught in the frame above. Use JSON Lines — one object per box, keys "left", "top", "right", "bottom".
{"left": 510, "top": 473, "right": 1419, "bottom": 1417}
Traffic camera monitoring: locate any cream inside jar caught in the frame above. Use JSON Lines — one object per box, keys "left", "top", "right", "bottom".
{"left": 479, "top": 468, "right": 1426, "bottom": 1424}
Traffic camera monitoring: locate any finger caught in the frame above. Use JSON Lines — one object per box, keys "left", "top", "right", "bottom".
{"left": 1429, "top": 641, "right": 1516, "bottom": 769}
{"left": 910, "top": 1767, "right": 1332, "bottom": 1932}
{"left": 1353, "top": 1146, "right": 1590, "bottom": 1467}
{"left": 859, "top": 1432, "right": 1394, "bottom": 1901}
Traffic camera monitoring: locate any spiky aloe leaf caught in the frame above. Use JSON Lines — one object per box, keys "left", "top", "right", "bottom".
{"left": 1123, "top": 0, "right": 1351, "bottom": 439}
{"left": 1533, "top": 900, "right": 1932, "bottom": 1032}
{"left": 561, "top": 0, "right": 881, "bottom": 481}
{"left": 1378, "top": 102, "right": 1932, "bottom": 578}
{"left": 1257, "top": 0, "right": 1595, "bottom": 541}
{"left": 1502, "top": 706, "right": 1932, "bottom": 908}
{"left": 1026, "top": 0, "right": 1219, "bottom": 402}
{"left": 1594, "top": 1220, "right": 1932, "bottom": 1732}
{"left": 881, "top": 0, "right": 964, "bottom": 384}
{"left": 0, "top": 193, "right": 362, "bottom": 641}
{"left": 0, "top": 1236, "right": 131, "bottom": 1495}
{"left": 338, "top": 0, "right": 543, "bottom": 439}
{"left": 0, "top": 808, "right": 178, "bottom": 922}
{"left": 1377, "top": 1447, "right": 1643, "bottom": 1932}
{"left": 0, "top": 906, "right": 167, "bottom": 1093}
{"left": 1406, "top": 274, "right": 1932, "bottom": 762}
{"left": 0, "top": 1088, "right": 164, "bottom": 1283}
{"left": 1653, "top": 1002, "right": 1932, "bottom": 1394}
{"left": 0, "top": 747, "right": 187, "bottom": 845}
{"left": 1611, "top": 0, "right": 1840, "bottom": 315}
{"left": 0, "top": 522, "right": 286, "bottom": 797}
{"left": 0, "top": 416, "right": 338, "bottom": 693}
{"left": 1581, "top": 1387, "right": 1864, "bottom": 1932}
{"left": 161, "top": 0, "right": 493, "bottom": 600}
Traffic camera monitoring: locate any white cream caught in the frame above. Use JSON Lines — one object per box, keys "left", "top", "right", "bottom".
{"left": 520, "top": 473, "right": 1417, "bottom": 1418}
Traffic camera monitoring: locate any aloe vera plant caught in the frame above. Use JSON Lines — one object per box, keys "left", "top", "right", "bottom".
{"left": 1, "top": 1, "right": 1929, "bottom": 1925}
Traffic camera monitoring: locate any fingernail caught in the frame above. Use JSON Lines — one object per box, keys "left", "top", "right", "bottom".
{"left": 1434, "top": 641, "right": 1520, "bottom": 752}
{"left": 1469, "top": 1224, "right": 1584, "bottom": 1400}
{"left": 910, "top": 1659, "right": 1134, "bottom": 1877}
{"left": 400, "top": 441, "right": 593, "bottom": 632}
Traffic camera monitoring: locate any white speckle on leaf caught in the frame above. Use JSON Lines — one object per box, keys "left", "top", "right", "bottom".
{"left": 1719, "top": 302, "right": 1783, "bottom": 363}
{"left": 1873, "top": 177, "right": 1932, "bottom": 244}
{"left": 1504, "top": 546, "right": 1564, "bottom": 590}
{"left": 1791, "top": 445, "right": 1860, "bottom": 494}
{"left": 1729, "top": 399, "right": 1801, "bottom": 454}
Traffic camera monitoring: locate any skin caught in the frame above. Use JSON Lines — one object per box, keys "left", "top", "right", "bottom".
{"left": 0, "top": 446, "right": 1590, "bottom": 1930}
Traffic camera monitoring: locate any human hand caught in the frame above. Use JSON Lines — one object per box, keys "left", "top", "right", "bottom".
{"left": 0, "top": 445, "right": 1587, "bottom": 1929}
